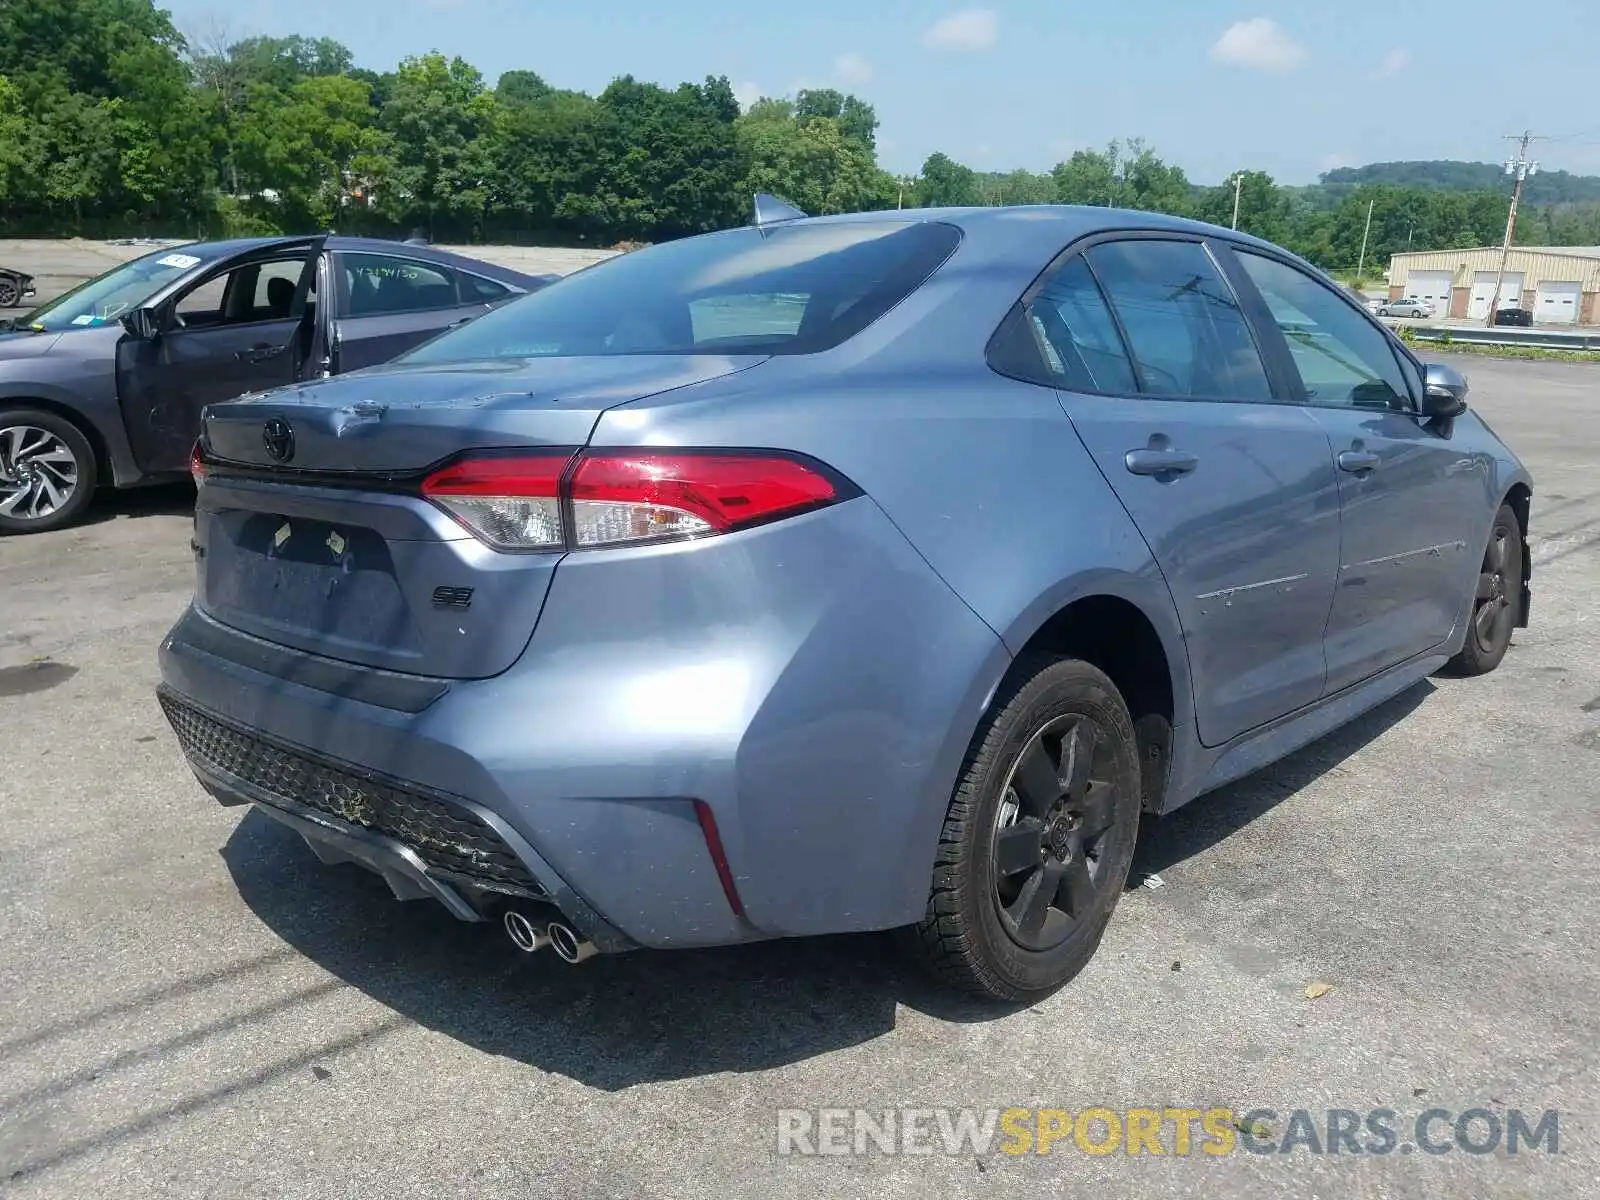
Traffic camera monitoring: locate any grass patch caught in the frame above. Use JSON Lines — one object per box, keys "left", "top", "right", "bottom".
{"left": 1394, "top": 325, "right": 1600, "bottom": 362}
{"left": 1421, "top": 341, "right": 1600, "bottom": 363}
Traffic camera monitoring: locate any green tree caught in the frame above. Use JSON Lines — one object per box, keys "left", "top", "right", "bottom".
{"left": 918, "top": 152, "right": 980, "bottom": 207}
{"left": 485, "top": 85, "right": 606, "bottom": 236}
{"left": 379, "top": 53, "right": 494, "bottom": 237}
{"left": 1117, "top": 140, "right": 1192, "bottom": 215}
{"left": 738, "top": 98, "right": 894, "bottom": 216}
{"left": 588, "top": 75, "right": 745, "bottom": 239}
{"left": 1051, "top": 147, "right": 1116, "bottom": 206}
{"left": 976, "top": 169, "right": 1054, "bottom": 205}
{"left": 236, "top": 75, "right": 384, "bottom": 228}
{"left": 0, "top": 76, "right": 29, "bottom": 202}
{"left": 1195, "top": 170, "right": 1289, "bottom": 242}
{"left": 1051, "top": 140, "right": 1190, "bottom": 213}
{"left": 793, "top": 88, "right": 877, "bottom": 150}
{"left": 225, "top": 35, "right": 352, "bottom": 91}
{"left": 495, "top": 70, "right": 550, "bottom": 108}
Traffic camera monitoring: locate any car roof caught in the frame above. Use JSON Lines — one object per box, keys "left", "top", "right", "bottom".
{"left": 158, "top": 235, "right": 545, "bottom": 289}
{"left": 738, "top": 203, "right": 1315, "bottom": 280}
{"left": 785, "top": 203, "right": 1282, "bottom": 247}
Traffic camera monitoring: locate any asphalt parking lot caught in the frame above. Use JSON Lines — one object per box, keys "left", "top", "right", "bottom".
{"left": 1, "top": 354, "right": 1596, "bottom": 1198}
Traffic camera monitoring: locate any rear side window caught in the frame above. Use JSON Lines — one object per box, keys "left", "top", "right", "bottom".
{"left": 1027, "top": 258, "right": 1137, "bottom": 393}
{"left": 1087, "top": 240, "right": 1273, "bottom": 401}
{"left": 1234, "top": 251, "right": 1412, "bottom": 411}
{"left": 463, "top": 274, "right": 512, "bottom": 303}
{"left": 400, "top": 220, "right": 962, "bottom": 361}
{"left": 342, "top": 254, "right": 460, "bottom": 316}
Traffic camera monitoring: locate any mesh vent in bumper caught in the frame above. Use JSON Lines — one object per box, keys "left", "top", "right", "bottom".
{"left": 158, "top": 691, "right": 542, "bottom": 897}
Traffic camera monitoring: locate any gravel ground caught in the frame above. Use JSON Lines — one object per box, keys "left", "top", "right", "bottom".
{"left": 0, "top": 354, "right": 1596, "bottom": 1198}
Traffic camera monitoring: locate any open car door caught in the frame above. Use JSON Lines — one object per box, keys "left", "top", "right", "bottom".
{"left": 115, "top": 237, "right": 325, "bottom": 476}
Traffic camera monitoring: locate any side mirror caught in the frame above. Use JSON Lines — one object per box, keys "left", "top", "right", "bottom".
{"left": 1421, "top": 362, "right": 1468, "bottom": 420}
{"left": 120, "top": 307, "right": 160, "bottom": 341}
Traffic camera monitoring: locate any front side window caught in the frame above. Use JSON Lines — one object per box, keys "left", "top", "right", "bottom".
{"left": 1086, "top": 240, "right": 1273, "bottom": 401}
{"left": 401, "top": 220, "right": 962, "bottom": 362}
{"left": 172, "top": 256, "right": 311, "bottom": 329}
{"left": 1235, "top": 251, "right": 1412, "bottom": 410}
{"left": 342, "top": 254, "right": 459, "bottom": 316}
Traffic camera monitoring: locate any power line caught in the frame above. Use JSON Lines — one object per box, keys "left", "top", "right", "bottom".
{"left": 1484, "top": 132, "right": 1543, "bottom": 328}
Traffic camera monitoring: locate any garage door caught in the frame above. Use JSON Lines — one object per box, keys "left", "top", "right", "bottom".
{"left": 1468, "top": 270, "right": 1525, "bottom": 319}
{"left": 1533, "top": 281, "right": 1582, "bottom": 325}
{"left": 1406, "top": 270, "right": 1454, "bottom": 316}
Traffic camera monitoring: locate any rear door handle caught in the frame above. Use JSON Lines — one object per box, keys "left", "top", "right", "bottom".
{"left": 1337, "top": 449, "right": 1382, "bottom": 473}
{"left": 1124, "top": 448, "right": 1199, "bottom": 477}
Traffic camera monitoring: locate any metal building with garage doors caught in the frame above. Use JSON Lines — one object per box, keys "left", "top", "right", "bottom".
{"left": 1387, "top": 246, "right": 1600, "bottom": 325}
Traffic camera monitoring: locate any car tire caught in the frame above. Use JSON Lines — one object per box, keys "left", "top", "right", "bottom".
{"left": 910, "top": 656, "right": 1142, "bottom": 1002}
{"left": 0, "top": 408, "right": 98, "bottom": 535}
{"left": 1445, "top": 503, "right": 1522, "bottom": 676}
{"left": 0, "top": 277, "right": 18, "bottom": 308}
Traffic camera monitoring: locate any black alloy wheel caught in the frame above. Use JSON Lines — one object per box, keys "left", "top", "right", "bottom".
{"left": 992, "top": 713, "right": 1119, "bottom": 951}
{"left": 1446, "top": 502, "right": 1522, "bottom": 676}
{"left": 911, "top": 656, "right": 1142, "bottom": 1002}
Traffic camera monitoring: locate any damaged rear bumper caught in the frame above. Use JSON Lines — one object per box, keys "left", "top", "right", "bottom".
{"left": 162, "top": 687, "right": 635, "bottom": 953}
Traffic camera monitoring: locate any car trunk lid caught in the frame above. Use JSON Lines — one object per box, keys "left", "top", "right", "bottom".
{"left": 193, "top": 354, "right": 763, "bottom": 680}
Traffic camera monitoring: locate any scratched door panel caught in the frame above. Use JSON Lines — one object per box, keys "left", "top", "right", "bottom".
{"left": 1057, "top": 392, "right": 1343, "bottom": 747}
{"left": 1307, "top": 407, "right": 1490, "bottom": 692}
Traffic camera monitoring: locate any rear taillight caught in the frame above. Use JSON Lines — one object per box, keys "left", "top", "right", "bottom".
{"left": 569, "top": 452, "right": 840, "bottom": 546}
{"left": 421, "top": 451, "right": 572, "bottom": 551}
{"left": 420, "top": 449, "right": 847, "bottom": 552}
{"left": 190, "top": 442, "right": 209, "bottom": 488}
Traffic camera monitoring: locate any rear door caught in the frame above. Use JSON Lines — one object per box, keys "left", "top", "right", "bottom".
{"left": 115, "top": 242, "right": 320, "bottom": 474}
{"left": 1032, "top": 236, "right": 1343, "bottom": 746}
{"left": 1228, "top": 248, "right": 1488, "bottom": 693}
{"left": 329, "top": 250, "right": 494, "bottom": 372}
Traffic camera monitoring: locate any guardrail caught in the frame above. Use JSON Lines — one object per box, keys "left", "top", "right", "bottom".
{"left": 1382, "top": 320, "right": 1600, "bottom": 353}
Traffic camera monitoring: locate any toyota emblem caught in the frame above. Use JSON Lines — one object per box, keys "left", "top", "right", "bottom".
{"left": 262, "top": 418, "right": 295, "bottom": 463}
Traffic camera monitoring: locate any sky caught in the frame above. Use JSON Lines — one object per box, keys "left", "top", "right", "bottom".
{"left": 160, "top": 0, "right": 1600, "bottom": 185}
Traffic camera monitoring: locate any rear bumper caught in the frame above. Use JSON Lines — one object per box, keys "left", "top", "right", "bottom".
{"left": 159, "top": 685, "right": 633, "bottom": 950}
{"left": 157, "top": 497, "right": 1008, "bottom": 950}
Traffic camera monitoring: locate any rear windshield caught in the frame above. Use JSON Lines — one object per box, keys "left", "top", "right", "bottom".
{"left": 400, "top": 220, "right": 961, "bottom": 361}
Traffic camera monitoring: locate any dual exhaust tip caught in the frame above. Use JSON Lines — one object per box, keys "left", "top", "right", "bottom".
{"left": 503, "top": 909, "right": 597, "bottom": 964}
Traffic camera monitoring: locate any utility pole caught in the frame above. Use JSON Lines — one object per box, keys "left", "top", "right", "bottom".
{"left": 1231, "top": 171, "right": 1244, "bottom": 230}
{"left": 1356, "top": 197, "right": 1375, "bottom": 280}
{"left": 1486, "top": 130, "right": 1541, "bottom": 327}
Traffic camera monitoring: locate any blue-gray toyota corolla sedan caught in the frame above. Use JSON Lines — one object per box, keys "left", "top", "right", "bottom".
{"left": 158, "top": 201, "right": 1533, "bottom": 1000}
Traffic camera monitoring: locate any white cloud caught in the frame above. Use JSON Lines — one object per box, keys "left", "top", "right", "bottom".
{"left": 923, "top": 9, "right": 998, "bottom": 52}
{"left": 833, "top": 52, "right": 874, "bottom": 85}
{"left": 1374, "top": 47, "right": 1411, "bottom": 78}
{"left": 732, "top": 80, "right": 761, "bottom": 110}
{"left": 1210, "top": 18, "right": 1306, "bottom": 73}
